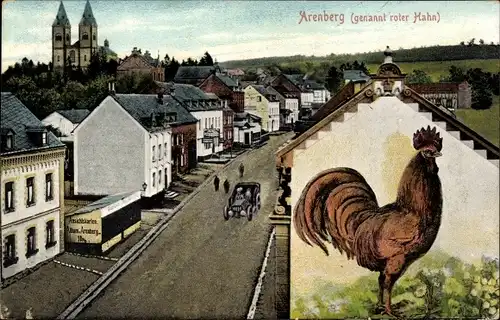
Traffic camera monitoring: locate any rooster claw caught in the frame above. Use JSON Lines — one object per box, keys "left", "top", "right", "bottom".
{"left": 381, "top": 309, "right": 403, "bottom": 319}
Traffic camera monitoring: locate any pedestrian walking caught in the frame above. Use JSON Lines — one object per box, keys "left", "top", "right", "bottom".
{"left": 239, "top": 163, "right": 245, "bottom": 178}
{"left": 214, "top": 175, "right": 220, "bottom": 191}
{"left": 223, "top": 179, "right": 230, "bottom": 194}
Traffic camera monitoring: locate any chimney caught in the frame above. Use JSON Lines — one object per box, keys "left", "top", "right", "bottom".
{"left": 109, "top": 81, "right": 115, "bottom": 95}
{"left": 157, "top": 92, "right": 164, "bottom": 104}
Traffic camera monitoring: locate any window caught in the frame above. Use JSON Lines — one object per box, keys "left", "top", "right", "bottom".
{"left": 257, "top": 96, "right": 262, "bottom": 102}
{"left": 26, "top": 177, "right": 35, "bottom": 206}
{"left": 55, "top": 34, "right": 62, "bottom": 41}
{"left": 205, "top": 118, "right": 207, "bottom": 128}
{"left": 93, "top": 33, "right": 96, "bottom": 41}
{"left": 66, "top": 34, "right": 70, "bottom": 42}
{"left": 6, "top": 135, "right": 13, "bottom": 149}
{"left": 152, "top": 146, "right": 156, "bottom": 161}
{"left": 57, "top": 56, "right": 60, "bottom": 62}
{"left": 5, "top": 181, "right": 14, "bottom": 212}
{"left": 84, "top": 55, "right": 87, "bottom": 62}
{"left": 152, "top": 173, "right": 156, "bottom": 187}
{"left": 42, "top": 132, "right": 47, "bottom": 145}
{"left": 3, "top": 234, "right": 17, "bottom": 267}
{"left": 45, "top": 173, "right": 53, "bottom": 201}
{"left": 164, "top": 143, "right": 168, "bottom": 157}
{"left": 181, "top": 154, "right": 184, "bottom": 167}
{"left": 46, "top": 220, "right": 56, "bottom": 248}
{"left": 158, "top": 144, "right": 162, "bottom": 159}
{"left": 179, "top": 134, "right": 183, "bottom": 145}
{"left": 26, "top": 227, "right": 37, "bottom": 257}
{"left": 82, "top": 33, "right": 89, "bottom": 40}
{"left": 204, "top": 143, "right": 211, "bottom": 149}
{"left": 159, "top": 170, "right": 162, "bottom": 184}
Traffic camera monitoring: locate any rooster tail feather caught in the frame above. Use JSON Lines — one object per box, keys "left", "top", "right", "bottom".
{"left": 293, "top": 167, "right": 379, "bottom": 258}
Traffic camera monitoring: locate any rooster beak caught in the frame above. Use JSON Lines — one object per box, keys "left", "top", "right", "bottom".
{"left": 433, "top": 151, "right": 443, "bottom": 157}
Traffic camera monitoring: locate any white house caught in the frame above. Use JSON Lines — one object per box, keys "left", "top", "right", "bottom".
{"left": 74, "top": 93, "right": 185, "bottom": 199}
{"left": 41, "top": 109, "right": 90, "bottom": 139}
{"left": 233, "top": 112, "right": 262, "bottom": 146}
{"left": 272, "top": 50, "right": 500, "bottom": 318}
{"left": 303, "top": 80, "right": 331, "bottom": 104}
{"left": 1, "top": 93, "right": 66, "bottom": 282}
{"left": 299, "top": 90, "right": 314, "bottom": 111}
{"left": 164, "top": 83, "right": 224, "bottom": 160}
{"left": 268, "top": 100, "right": 280, "bottom": 132}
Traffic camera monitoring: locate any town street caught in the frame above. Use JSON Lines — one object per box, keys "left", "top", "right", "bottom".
{"left": 78, "top": 133, "right": 292, "bottom": 319}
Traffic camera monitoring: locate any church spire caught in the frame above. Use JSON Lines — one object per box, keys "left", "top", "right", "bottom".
{"left": 79, "top": 0, "right": 97, "bottom": 26}
{"left": 52, "top": 1, "right": 71, "bottom": 27}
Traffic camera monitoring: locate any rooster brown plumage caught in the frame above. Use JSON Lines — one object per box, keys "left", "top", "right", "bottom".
{"left": 294, "top": 125, "right": 444, "bottom": 316}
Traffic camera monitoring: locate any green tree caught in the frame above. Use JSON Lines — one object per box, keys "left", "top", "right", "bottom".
{"left": 467, "top": 68, "right": 493, "bottom": 109}
{"left": 326, "top": 66, "right": 343, "bottom": 94}
{"left": 78, "top": 75, "right": 114, "bottom": 110}
{"left": 61, "top": 81, "right": 87, "bottom": 109}
{"left": 407, "top": 69, "right": 432, "bottom": 84}
{"left": 447, "top": 66, "right": 467, "bottom": 82}
{"left": 199, "top": 51, "right": 214, "bottom": 66}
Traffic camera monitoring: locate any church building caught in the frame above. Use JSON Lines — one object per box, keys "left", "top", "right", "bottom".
{"left": 52, "top": 0, "right": 115, "bottom": 70}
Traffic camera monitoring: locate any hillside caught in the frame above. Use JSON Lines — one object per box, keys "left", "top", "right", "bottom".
{"left": 219, "top": 44, "right": 500, "bottom": 71}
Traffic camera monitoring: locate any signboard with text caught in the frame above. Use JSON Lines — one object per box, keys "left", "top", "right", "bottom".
{"left": 65, "top": 210, "right": 102, "bottom": 244}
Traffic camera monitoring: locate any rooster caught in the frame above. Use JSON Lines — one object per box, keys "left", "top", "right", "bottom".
{"left": 294, "top": 126, "right": 444, "bottom": 317}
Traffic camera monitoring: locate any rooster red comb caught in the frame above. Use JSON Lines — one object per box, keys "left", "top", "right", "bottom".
{"left": 413, "top": 125, "right": 443, "bottom": 151}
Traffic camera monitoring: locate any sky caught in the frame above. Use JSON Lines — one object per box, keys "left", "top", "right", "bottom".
{"left": 2, "top": 0, "right": 499, "bottom": 72}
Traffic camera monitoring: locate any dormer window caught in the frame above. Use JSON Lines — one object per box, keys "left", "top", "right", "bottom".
{"left": 1, "top": 128, "right": 15, "bottom": 152}
{"left": 25, "top": 126, "right": 48, "bottom": 147}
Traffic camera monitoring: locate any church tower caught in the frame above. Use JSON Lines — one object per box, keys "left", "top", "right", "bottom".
{"left": 52, "top": 1, "right": 71, "bottom": 70}
{"left": 78, "top": 0, "right": 98, "bottom": 68}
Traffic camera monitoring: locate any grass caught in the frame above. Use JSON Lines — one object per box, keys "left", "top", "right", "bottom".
{"left": 455, "top": 95, "right": 500, "bottom": 147}
{"left": 366, "top": 59, "right": 499, "bottom": 82}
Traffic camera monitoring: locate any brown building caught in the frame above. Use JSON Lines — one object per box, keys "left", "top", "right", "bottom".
{"left": 117, "top": 47, "right": 164, "bottom": 82}
{"left": 407, "top": 81, "right": 472, "bottom": 109}
{"left": 199, "top": 73, "right": 244, "bottom": 113}
{"left": 222, "top": 107, "right": 234, "bottom": 150}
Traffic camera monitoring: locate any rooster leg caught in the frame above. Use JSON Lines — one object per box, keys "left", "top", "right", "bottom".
{"left": 382, "top": 255, "right": 406, "bottom": 317}
{"left": 375, "top": 273, "right": 386, "bottom": 311}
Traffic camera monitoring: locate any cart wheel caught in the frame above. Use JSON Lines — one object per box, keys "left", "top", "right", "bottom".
{"left": 223, "top": 206, "right": 229, "bottom": 220}
{"left": 255, "top": 193, "right": 261, "bottom": 211}
{"left": 247, "top": 206, "right": 253, "bottom": 221}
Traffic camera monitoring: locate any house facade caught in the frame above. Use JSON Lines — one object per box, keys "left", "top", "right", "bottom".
{"left": 74, "top": 93, "right": 176, "bottom": 199}
{"left": 222, "top": 107, "right": 234, "bottom": 150}
{"left": 233, "top": 112, "right": 262, "bottom": 147}
{"left": 244, "top": 85, "right": 278, "bottom": 132}
{"left": 42, "top": 109, "right": 90, "bottom": 138}
{"left": 117, "top": 47, "right": 164, "bottom": 82}
{"left": 303, "top": 80, "right": 331, "bottom": 104}
{"left": 268, "top": 100, "right": 280, "bottom": 132}
{"left": 268, "top": 86, "right": 300, "bottom": 130}
{"left": 407, "top": 81, "right": 472, "bottom": 109}
{"left": 1, "top": 93, "right": 66, "bottom": 283}
{"left": 199, "top": 73, "right": 245, "bottom": 113}
{"left": 269, "top": 49, "right": 500, "bottom": 319}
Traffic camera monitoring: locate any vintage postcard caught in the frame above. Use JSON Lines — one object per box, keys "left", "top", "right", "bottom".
{"left": 1, "top": 1, "right": 499, "bottom": 319}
